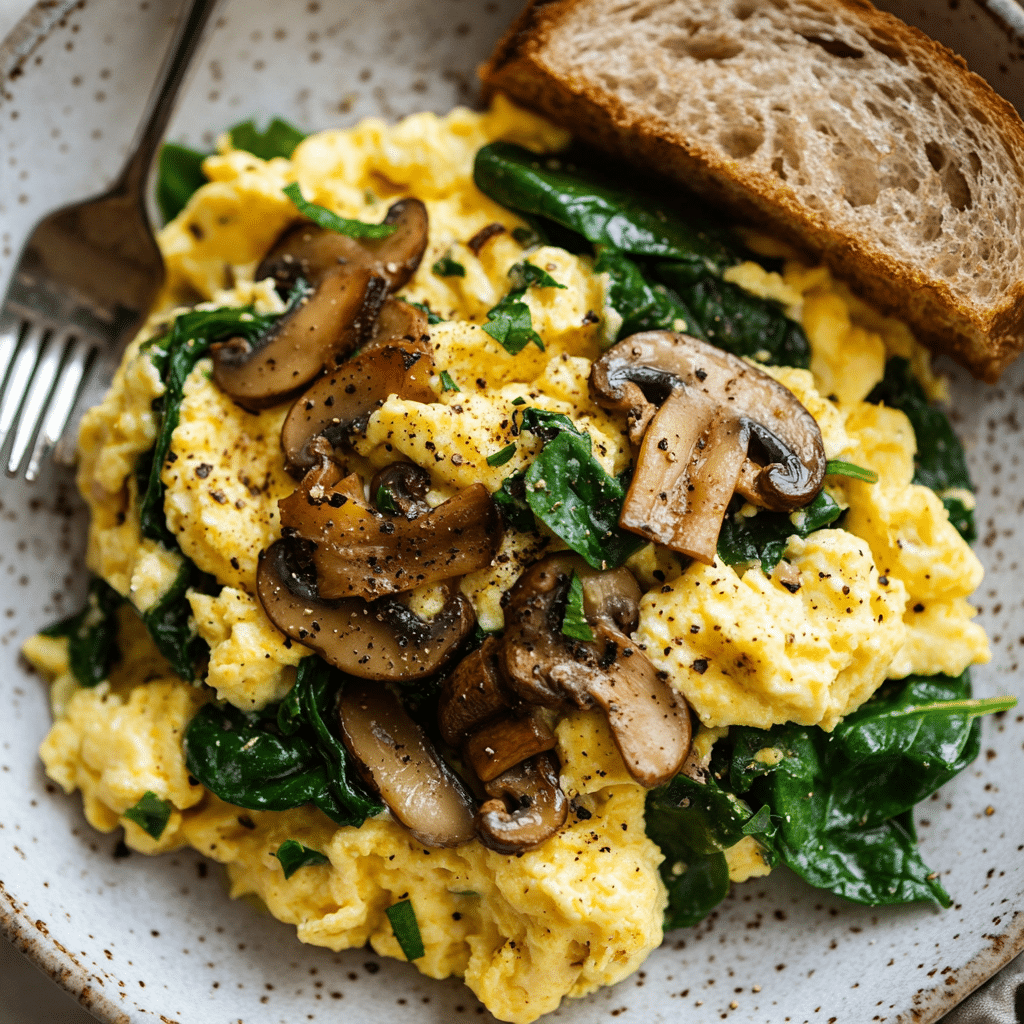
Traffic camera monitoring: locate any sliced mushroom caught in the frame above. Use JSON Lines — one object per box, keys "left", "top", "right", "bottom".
{"left": 211, "top": 266, "right": 388, "bottom": 411}
{"left": 371, "top": 462, "right": 432, "bottom": 521}
{"left": 437, "top": 638, "right": 517, "bottom": 746}
{"left": 463, "top": 713, "right": 557, "bottom": 783}
{"left": 338, "top": 678, "right": 476, "bottom": 848}
{"left": 500, "top": 552, "right": 691, "bottom": 789}
{"left": 361, "top": 296, "right": 431, "bottom": 356}
{"left": 475, "top": 752, "right": 568, "bottom": 854}
{"left": 278, "top": 455, "right": 502, "bottom": 601}
{"left": 257, "top": 537, "right": 474, "bottom": 681}
{"left": 590, "top": 330, "right": 827, "bottom": 563}
{"left": 281, "top": 338, "right": 436, "bottom": 476}
{"left": 257, "top": 197, "right": 429, "bottom": 294}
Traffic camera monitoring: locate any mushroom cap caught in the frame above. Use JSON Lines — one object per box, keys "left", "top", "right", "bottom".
{"left": 257, "top": 197, "right": 430, "bottom": 294}
{"left": 211, "top": 266, "right": 387, "bottom": 412}
{"left": 257, "top": 537, "right": 475, "bottom": 681}
{"left": 475, "top": 751, "right": 569, "bottom": 854}
{"left": 338, "top": 678, "right": 476, "bottom": 848}
{"left": 500, "top": 552, "right": 691, "bottom": 788}
{"left": 280, "top": 337, "right": 435, "bottom": 477}
{"left": 278, "top": 457, "right": 503, "bottom": 602}
{"left": 590, "top": 330, "right": 827, "bottom": 563}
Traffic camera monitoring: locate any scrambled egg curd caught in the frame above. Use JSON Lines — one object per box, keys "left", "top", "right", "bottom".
{"left": 23, "top": 97, "right": 990, "bottom": 1023}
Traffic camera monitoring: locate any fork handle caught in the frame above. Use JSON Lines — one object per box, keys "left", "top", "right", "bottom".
{"left": 113, "top": 0, "right": 221, "bottom": 200}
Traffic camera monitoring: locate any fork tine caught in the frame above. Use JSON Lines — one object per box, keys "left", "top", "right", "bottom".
{"left": 0, "top": 319, "right": 47, "bottom": 452}
{"left": 6, "top": 328, "right": 66, "bottom": 477}
{"left": 0, "top": 310, "right": 23, "bottom": 388}
{"left": 24, "top": 335, "right": 94, "bottom": 482}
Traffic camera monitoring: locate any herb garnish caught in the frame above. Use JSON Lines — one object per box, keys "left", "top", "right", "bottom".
{"left": 560, "top": 572, "right": 594, "bottom": 642}
{"left": 386, "top": 900, "right": 425, "bottom": 961}
{"left": 274, "top": 840, "right": 330, "bottom": 879}
{"left": 507, "top": 261, "right": 566, "bottom": 291}
{"left": 486, "top": 443, "right": 517, "bottom": 467}
{"left": 432, "top": 253, "right": 466, "bottom": 277}
{"left": 439, "top": 370, "right": 461, "bottom": 392}
{"left": 482, "top": 290, "right": 545, "bottom": 355}
{"left": 123, "top": 791, "right": 172, "bottom": 840}
{"left": 282, "top": 182, "right": 398, "bottom": 239}
{"left": 825, "top": 460, "right": 879, "bottom": 483}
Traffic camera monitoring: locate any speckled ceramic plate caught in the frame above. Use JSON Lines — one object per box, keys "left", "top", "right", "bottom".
{"left": 1, "top": 2, "right": 1023, "bottom": 1022}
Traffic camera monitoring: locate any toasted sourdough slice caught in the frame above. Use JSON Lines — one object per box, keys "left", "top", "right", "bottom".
{"left": 481, "top": 0, "right": 1024, "bottom": 381}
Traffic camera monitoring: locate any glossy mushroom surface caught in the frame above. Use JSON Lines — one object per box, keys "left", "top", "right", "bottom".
{"left": 211, "top": 266, "right": 387, "bottom": 411}
{"left": 475, "top": 752, "right": 568, "bottom": 854}
{"left": 500, "top": 553, "right": 691, "bottom": 789}
{"left": 278, "top": 455, "right": 502, "bottom": 601}
{"left": 281, "top": 338, "right": 435, "bottom": 476}
{"left": 590, "top": 330, "right": 827, "bottom": 563}
{"left": 256, "top": 537, "right": 475, "bottom": 681}
{"left": 338, "top": 678, "right": 476, "bottom": 848}
{"left": 257, "top": 197, "right": 429, "bottom": 294}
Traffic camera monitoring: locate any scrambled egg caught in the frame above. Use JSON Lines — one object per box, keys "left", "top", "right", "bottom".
{"left": 23, "top": 96, "right": 990, "bottom": 1022}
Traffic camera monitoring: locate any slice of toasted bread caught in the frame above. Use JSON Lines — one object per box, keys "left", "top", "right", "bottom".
{"left": 480, "top": 0, "right": 1024, "bottom": 381}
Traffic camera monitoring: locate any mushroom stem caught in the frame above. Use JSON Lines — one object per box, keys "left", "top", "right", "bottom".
{"left": 338, "top": 678, "right": 476, "bottom": 848}
{"left": 475, "top": 752, "right": 568, "bottom": 854}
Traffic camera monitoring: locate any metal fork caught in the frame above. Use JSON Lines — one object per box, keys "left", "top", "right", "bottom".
{"left": 0, "top": 0, "right": 220, "bottom": 481}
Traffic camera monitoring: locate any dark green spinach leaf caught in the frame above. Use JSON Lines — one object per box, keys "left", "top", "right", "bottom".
{"left": 492, "top": 471, "right": 535, "bottom": 533}
{"left": 594, "top": 249, "right": 695, "bottom": 340}
{"left": 228, "top": 117, "right": 306, "bottom": 161}
{"left": 560, "top": 572, "right": 594, "bottom": 642}
{"left": 474, "top": 142, "right": 732, "bottom": 279}
{"left": 141, "top": 559, "right": 216, "bottom": 682}
{"left": 716, "top": 490, "right": 842, "bottom": 576}
{"left": 867, "top": 357, "right": 976, "bottom": 541}
{"left": 139, "top": 304, "right": 282, "bottom": 545}
{"left": 386, "top": 899, "right": 425, "bottom": 961}
{"left": 184, "top": 656, "right": 382, "bottom": 827}
{"left": 482, "top": 289, "right": 545, "bottom": 354}
{"left": 156, "top": 143, "right": 207, "bottom": 223}
{"left": 41, "top": 577, "right": 123, "bottom": 687}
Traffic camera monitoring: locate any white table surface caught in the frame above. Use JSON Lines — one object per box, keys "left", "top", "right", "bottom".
{"left": 1, "top": 1, "right": 1022, "bottom": 1023}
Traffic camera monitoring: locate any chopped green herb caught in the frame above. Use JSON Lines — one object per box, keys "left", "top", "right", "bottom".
{"left": 439, "top": 370, "right": 461, "bottom": 393}
{"left": 826, "top": 459, "right": 879, "bottom": 483}
{"left": 375, "top": 485, "right": 401, "bottom": 516}
{"left": 508, "top": 260, "right": 566, "bottom": 290}
{"left": 274, "top": 840, "right": 329, "bottom": 879}
{"left": 492, "top": 471, "right": 535, "bottom": 533}
{"left": 406, "top": 300, "right": 444, "bottom": 325}
{"left": 561, "top": 572, "right": 594, "bottom": 642}
{"left": 432, "top": 253, "right": 466, "bottom": 277}
{"left": 283, "top": 182, "right": 397, "bottom": 239}
{"left": 123, "top": 791, "right": 172, "bottom": 840}
{"left": 228, "top": 117, "right": 306, "bottom": 161}
{"left": 511, "top": 224, "right": 543, "bottom": 248}
{"left": 482, "top": 289, "right": 545, "bottom": 355}
{"left": 41, "top": 577, "right": 123, "bottom": 687}
{"left": 486, "top": 443, "right": 517, "bottom": 467}
{"left": 386, "top": 899, "right": 425, "bottom": 961}
{"left": 511, "top": 396, "right": 526, "bottom": 405}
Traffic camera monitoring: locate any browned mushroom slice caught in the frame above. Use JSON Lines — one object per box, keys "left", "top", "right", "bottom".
{"left": 278, "top": 461, "right": 502, "bottom": 601}
{"left": 257, "top": 197, "right": 429, "bottom": 294}
{"left": 257, "top": 537, "right": 474, "bottom": 681}
{"left": 463, "top": 713, "right": 557, "bottom": 783}
{"left": 590, "top": 330, "right": 827, "bottom": 564}
{"left": 500, "top": 552, "right": 691, "bottom": 789}
{"left": 211, "top": 266, "right": 387, "bottom": 411}
{"left": 437, "top": 638, "right": 517, "bottom": 746}
{"left": 475, "top": 752, "right": 568, "bottom": 854}
{"left": 361, "top": 297, "right": 431, "bottom": 356}
{"left": 338, "top": 678, "right": 476, "bottom": 848}
{"left": 281, "top": 339, "right": 436, "bottom": 476}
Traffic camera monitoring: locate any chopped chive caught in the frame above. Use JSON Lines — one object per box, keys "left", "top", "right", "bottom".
{"left": 123, "top": 791, "right": 172, "bottom": 840}
{"left": 561, "top": 571, "right": 594, "bottom": 642}
{"left": 826, "top": 459, "right": 879, "bottom": 483}
{"left": 386, "top": 899, "right": 425, "bottom": 961}
{"left": 439, "top": 370, "right": 461, "bottom": 393}
{"left": 432, "top": 253, "right": 466, "bottom": 277}
{"left": 486, "top": 443, "right": 517, "bottom": 467}
{"left": 283, "top": 182, "right": 397, "bottom": 239}
{"left": 274, "top": 839, "right": 329, "bottom": 879}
